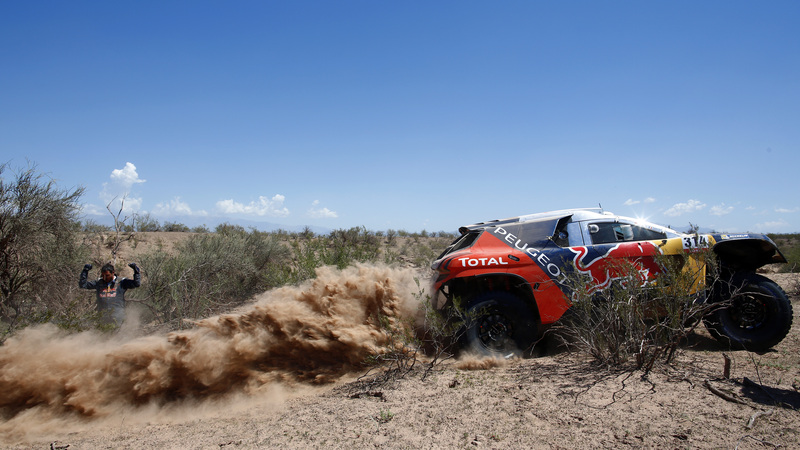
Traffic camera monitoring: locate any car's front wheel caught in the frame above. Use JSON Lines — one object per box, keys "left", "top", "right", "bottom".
{"left": 703, "top": 274, "right": 793, "bottom": 352}
{"left": 462, "top": 291, "right": 538, "bottom": 358}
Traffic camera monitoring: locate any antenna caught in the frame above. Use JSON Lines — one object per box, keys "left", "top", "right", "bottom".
{"left": 598, "top": 202, "right": 603, "bottom": 213}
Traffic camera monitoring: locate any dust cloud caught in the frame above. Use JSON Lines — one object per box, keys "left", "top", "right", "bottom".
{"left": 0, "top": 264, "right": 425, "bottom": 441}
{"left": 453, "top": 356, "right": 509, "bottom": 371}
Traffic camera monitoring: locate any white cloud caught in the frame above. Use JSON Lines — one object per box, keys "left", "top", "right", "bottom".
{"left": 100, "top": 162, "right": 146, "bottom": 213}
{"left": 775, "top": 207, "right": 799, "bottom": 213}
{"left": 624, "top": 197, "right": 655, "bottom": 206}
{"left": 663, "top": 199, "right": 706, "bottom": 217}
{"left": 216, "top": 194, "right": 290, "bottom": 217}
{"left": 121, "top": 196, "right": 143, "bottom": 211}
{"left": 754, "top": 219, "right": 789, "bottom": 231}
{"left": 153, "top": 197, "right": 207, "bottom": 216}
{"left": 79, "top": 203, "right": 106, "bottom": 216}
{"left": 710, "top": 203, "right": 734, "bottom": 216}
{"left": 307, "top": 200, "right": 338, "bottom": 219}
{"left": 110, "top": 162, "right": 146, "bottom": 188}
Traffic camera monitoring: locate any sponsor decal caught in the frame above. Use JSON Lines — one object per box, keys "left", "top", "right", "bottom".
{"left": 491, "top": 227, "right": 566, "bottom": 281}
{"left": 456, "top": 256, "right": 509, "bottom": 267}
{"left": 569, "top": 242, "right": 661, "bottom": 293}
{"left": 721, "top": 234, "right": 749, "bottom": 240}
{"left": 100, "top": 286, "right": 117, "bottom": 298}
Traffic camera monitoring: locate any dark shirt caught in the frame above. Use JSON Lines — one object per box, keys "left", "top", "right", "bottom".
{"left": 79, "top": 269, "right": 141, "bottom": 322}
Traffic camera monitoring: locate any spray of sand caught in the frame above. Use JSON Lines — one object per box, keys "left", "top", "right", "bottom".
{"left": 0, "top": 264, "right": 424, "bottom": 441}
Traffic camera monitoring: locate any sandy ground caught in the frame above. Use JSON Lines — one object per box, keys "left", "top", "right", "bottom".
{"left": 1, "top": 252, "right": 798, "bottom": 448}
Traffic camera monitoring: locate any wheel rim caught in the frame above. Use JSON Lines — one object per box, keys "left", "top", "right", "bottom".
{"left": 477, "top": 312, "right": 513, "bottom": 350}
{"left": 730, "top": 291, "right": 768, "bottom": 330}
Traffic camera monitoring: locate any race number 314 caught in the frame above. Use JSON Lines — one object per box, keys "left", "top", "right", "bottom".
{"left": 682, "top": 235, "right": 710, "bottom": 250}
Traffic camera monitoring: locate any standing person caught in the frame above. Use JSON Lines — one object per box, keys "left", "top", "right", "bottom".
{"left": 79, "top": 262, "right": 141, "bottom": 327}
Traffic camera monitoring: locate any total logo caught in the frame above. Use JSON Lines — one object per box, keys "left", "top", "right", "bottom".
{"left": 456, "top": 256, "right": 509, "bottom": 267}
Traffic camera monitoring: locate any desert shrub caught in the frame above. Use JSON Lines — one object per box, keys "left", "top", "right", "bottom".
{"left": 362, "top": 313, "right": 421, "bottom": 385}
{"left": 299, "top": 226, "right": 314, "bottom": 240}
{"left": 163, "top": 221, "right": 190, "bottom": 232}
{"left": 0, "top": 163, "right": 89, "bottom": 341}
{"left": 286, "top": 227, "right": 383, "bottom": 284}
{"left": 555, "top": 250, "right": 716, "bottom": 372}
{"left": 133, "top": 212, "right": 161, "bottom": 232}
{"left": 355, "top": 278, "right": 462, "bottom": 389}
{"left": 768, "top": 233, "right": 800, "bottom": 273}
{"left": 134, "top": 229, "right": 291, "bottom": 326}
{"left": 215, "top": 222, "right": 246, "bottom": 234}
{"left": 415, "top": 279, "right": 465, "bottom": 373}
{"left": 81, "top": 220, "right": 111, "bottom": 233}
{"left": 394, "top": 236, "right": 452, "bottom": 267}
{"left": 324, "top": 227, "right": 382, "bottom": 267}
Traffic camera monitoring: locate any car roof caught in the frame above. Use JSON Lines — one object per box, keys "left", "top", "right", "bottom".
{"left": 460, "top": 208, "right": 682, "bottom": 237}
{"left": 460, "top": 208, "right": 607, "bottom": 232}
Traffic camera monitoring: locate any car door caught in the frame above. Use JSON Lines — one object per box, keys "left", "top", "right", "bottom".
{"left": 569, "top": 219, "right": 665, "bottom": 292}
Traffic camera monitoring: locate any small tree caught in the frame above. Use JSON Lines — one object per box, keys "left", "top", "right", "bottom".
{"left": 0, "top": 162, "right": 87, "bottom": 332}
{"left": 106, "top": 195, "right": 135, "bottom": 265}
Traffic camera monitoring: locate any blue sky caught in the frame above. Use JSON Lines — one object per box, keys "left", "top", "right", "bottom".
{"left": 2, "top": 1, "right": 799, "bottom": 234}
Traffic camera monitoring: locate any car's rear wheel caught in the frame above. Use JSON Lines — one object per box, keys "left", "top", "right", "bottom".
{"left": 463, "top": 291, "right": 538, "bottom": 358}
{"left": 703, "top": 274, "right": 793, "bottom": 352}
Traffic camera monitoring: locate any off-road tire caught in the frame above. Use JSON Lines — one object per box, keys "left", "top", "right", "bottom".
{"left": 462, "top": 291, "right": 538, "bottom": 358}
{"left": 704, "top": 274, "right": 793, "bottom": 352}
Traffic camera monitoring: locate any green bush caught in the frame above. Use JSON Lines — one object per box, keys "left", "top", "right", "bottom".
{"left": 134, "top": 228, "right": 291, "bottom": 326}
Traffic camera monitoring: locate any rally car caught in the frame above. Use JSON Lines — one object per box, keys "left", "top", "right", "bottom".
{"left": 430, "top": 208, "right": 792, "bottom": 356}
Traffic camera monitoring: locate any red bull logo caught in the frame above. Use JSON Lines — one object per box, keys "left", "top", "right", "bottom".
{"left": 569, "top": 241, "right": 662, "bottom": 293}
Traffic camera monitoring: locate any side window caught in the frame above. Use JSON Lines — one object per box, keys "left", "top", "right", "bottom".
{"left": 588, "top": 223, "right": 622, "bottom": 244}
{"left": 631, "top": 226, "right": 667, "bottom": 241}
{"left": 552, "top": 217, "right": 571, "bottom": 247}
{"left": 588, "top": 222, "right": 666, "bottom": 244}
{"left": 551, "top": 217, "right": 584, "bottom": 247}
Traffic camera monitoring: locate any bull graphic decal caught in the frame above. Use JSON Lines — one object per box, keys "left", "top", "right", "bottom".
{"left": 569, "top": 241, "right": 662, "bottom": 293}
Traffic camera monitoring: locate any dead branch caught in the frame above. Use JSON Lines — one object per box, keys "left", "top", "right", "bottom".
{"left": 704, "top": 379, "right": 747, "bottom": 405}
{"left": 349, "top": 391, "right": 386, "bottom": 401}
{"left": 746, "top": 409, "right": 775, "bottom": 429}
{"left": 735, "top": 434, "right": 782, "bottom": 449}
{"left": 106, "top": 195, "right": 134, "bottom": 264}
{"left": 681, "top": 371, "right": 695, "bottom": 389}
